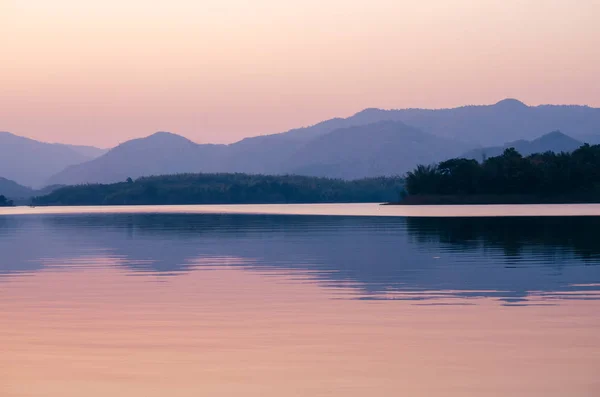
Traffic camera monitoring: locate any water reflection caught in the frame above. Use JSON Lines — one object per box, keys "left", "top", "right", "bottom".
{"left": 406, "top": 216, "right": 600, "bottom": 260}
{"left": 1, "top": 214, "right": 599, "bottom": 304}
{"left": 3, "top": 213, "right": 600, "bottom": 396}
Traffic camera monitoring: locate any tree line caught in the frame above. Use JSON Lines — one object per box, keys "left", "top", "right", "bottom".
{"left": 404, "top": 144, "right": 600, "bottom": 201}
{"left": 0, "top": 195, "right": 14, "bottom": 207}
{"left": 32, "top": 173, "right": 404, "bottom": 206}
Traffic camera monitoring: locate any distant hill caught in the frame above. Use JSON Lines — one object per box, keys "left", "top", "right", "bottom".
{"left": 462, "top": 131, "right": 584, "bottom": 161}
{"left": 0, "top": 177, "right": 34, "bottom": 199}
{"left": 0, "top": 177, "right": 63, "bottom": 204}
{"left": 64, "top": 144, "right": 108, "bottom": 158}
{"left": 285, "top": 121, "right": 469, "bottom": 179}
{"left": 17, "top": 98, "right": 600, "bottom": 185}
{"left": 224, "top": 99, "right": 600, "bottom": 155}
{"left": 209, "top": 116, "right": 394, "bottom": 175}
{"left": 349, "top": 99, "right": 600, "bottom": 146}
{"left": 47, "top": 132, "right": 228, "bottom": 185}
{"left": 48, "top": 123, "right": 468, "bottom": 184}
{"left": 0, "top": 132, "right": 106, "bottom": 187}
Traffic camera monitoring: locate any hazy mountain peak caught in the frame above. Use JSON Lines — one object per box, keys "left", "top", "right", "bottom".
{"left": 63, "top": 144, "right": 108, "bottom": 158}
{"left": 0, "top": 176, "right": 34, "bottom": 198}
{"left": 354, "top": 108, "right": 387, "bottom": 116}
{"left": 0, "top": 131, "right": 26, "bottom": 142}
{"left": 535, "top": 130, "right": 568, "bottom": 140}
{"left": 532, "top": 130, "right": 581, "bottom": 146}
{"left": 46, "top": 131, "right": 221, "bottom": 186}
{"left": 114, "top": 131, "right": 196, "bottom": 152}
{"left": 494, "top": 98, "right": 528, "bottom": 108}
{"left": 285, "top": 120, "right": 469, "bottom": 179}
{"left": 462, "top": 131, "right": 583, "bottom": 161}
{"left": 40, "top": 100, "right": 600, "bottom": 185}
{"left": 0, "top": 131, "right": 105, "bottom": 187}
{"left": 145, "top": 131, "right": 194, "bottom": 142}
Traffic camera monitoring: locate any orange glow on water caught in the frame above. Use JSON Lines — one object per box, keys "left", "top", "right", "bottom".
{"left": 1, "top": 261, "right": 599, "bottom": 397}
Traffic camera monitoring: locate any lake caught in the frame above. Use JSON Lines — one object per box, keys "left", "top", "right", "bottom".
{"left": 1, "top": 204, "right": 600, "bottom": 396}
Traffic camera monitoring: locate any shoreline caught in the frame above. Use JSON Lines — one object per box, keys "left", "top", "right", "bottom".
{"left": 389, "top": 194, "right": 600, "bottom": 205}
{"left": 4, "top": 202, "right": 600, "bottom": 218}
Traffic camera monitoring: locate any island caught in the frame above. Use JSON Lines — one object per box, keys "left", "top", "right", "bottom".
{"left": 31, "top": 173, "right": 404, "bottom": 206}
{"left": 397, "top": 143, "right": 600, "bottom": 205}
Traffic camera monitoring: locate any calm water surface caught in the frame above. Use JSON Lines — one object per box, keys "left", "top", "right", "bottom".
{"left": 1, "top": 204, "right": 600, "bottom": 396}
{"left": 5, "top": 202, "right": 600, "bottom": 216}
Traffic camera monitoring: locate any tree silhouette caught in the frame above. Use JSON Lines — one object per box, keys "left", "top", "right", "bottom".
{"left": 0, "top": 195, "right": 14, "bottom": 207}
{"left": 405, "top": 144, "right": 600, "bottom": 202}
{"left": 32, "top": 174, "right": 404, "bottom": 206}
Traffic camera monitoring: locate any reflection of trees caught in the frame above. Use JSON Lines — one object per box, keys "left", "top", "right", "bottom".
{"left": 406, "top": 216, "right": 600, "bottom": 261}
{"left": 2, "top": 213, "right": 600, "bottom": 304}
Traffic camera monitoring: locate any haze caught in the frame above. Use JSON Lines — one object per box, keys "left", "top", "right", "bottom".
{"left": 1, "top": 0, "right": 599, "bottom": 147}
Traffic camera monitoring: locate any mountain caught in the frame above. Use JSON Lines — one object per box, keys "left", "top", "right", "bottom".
{"left": 285, "top": 121, "right": 469, "bottom": 179}
{"left": 0, "top": 177, "right": 34, "bottom": 199}
{"left": 347, "top": 99, "right": 600, "bottom": 146}
{"left": 44, "top": 99, "right": 600, "bottom": 184}
{"left": 49, "top": 123, "right": 468, "bottom": 184}
{"left": 462, "top": 131, "right": 584, "bottom": 161}
{"left": 47, "top": 132, "right": 228, "bottom": 185}
{"left": 0, "top": 132, "right": 106, "bottom": 187}
{"left": 0, "top": 177, "right": 63, "bottom": 204}
{"left": 64, "top": 144, "right": 108, "bottom": 158}
{"left": 216, "top": 116, "right": 384, "bottom": 174}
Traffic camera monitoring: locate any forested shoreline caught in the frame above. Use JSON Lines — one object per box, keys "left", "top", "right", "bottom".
{"left": 31, "top": 173, "right": 404, "bottom": 206}
{"left": 400, "top": 144, "right": 600, "bottom": 204}
{"left": 0, "top": 195, "right": 14, "bottom": 207}
{"left": 18, "top": 144, "right": 600, "bottom": 207}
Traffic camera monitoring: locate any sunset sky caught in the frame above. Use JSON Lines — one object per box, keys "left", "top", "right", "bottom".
{"left": 1, "top": 0, "right": 599, "bottom": 147}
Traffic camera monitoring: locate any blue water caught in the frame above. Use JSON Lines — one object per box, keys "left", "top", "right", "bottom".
{"left": 1, "top": 209, "right": 600, "bottom": 396}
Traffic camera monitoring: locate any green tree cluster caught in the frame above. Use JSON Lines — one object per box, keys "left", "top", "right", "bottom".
{"left": 0, "top": 195, "right": 14, "bottom": 207}
{"left": 405, "top": 144, "right": 600, "bottom": 199}
{"left": 32, "top": 173, "right": 404, "bottom": 206}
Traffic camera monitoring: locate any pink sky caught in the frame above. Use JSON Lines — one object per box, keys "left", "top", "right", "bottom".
{"left": 1, "top": 0, "right": 599, "bottom": 147}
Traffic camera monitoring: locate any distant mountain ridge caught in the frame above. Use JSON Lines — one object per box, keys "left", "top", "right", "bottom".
{"left": 47, "top": 132, "right": 228, "bottom": 185}
{"left": 48, "top": 121, "right": 470, "bottom": 185}
{"left": 0, "top": 132, "right": 107, "bottom": 187}
{"left": 4, "top": 99, "right": 600, "bottom": 186}
{"left": 0, "top": 177, "right": 63, "bottom": 204}
{"left": 284, "top": 121, "right": 468, "bottom": 179}
{"left": 462, "top": 131, "right": 585, "bottom": 161}
{"left": 0, "top": 177, "right": 34, "bottom": 199}
{"left": 64, "top": 144, "right": 108, "bottom": 158}
{"left": 347, "top": 99, "right": 600, "bottom": 145}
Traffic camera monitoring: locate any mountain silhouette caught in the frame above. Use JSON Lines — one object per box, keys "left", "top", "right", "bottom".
{"left": 5, "top": 99, "right": 600, "bottom": 186}
{"left": 0, "top": 177, "right": 34, "bottom": 199}
{"left": 0, "top": 131, "right": 106, "bottom": 187}
{"left": 462, "top": 131, "right": 584, "bottom": 160}
{"left": 349, "top": 99, "right": 600, "bottom": 145}
{"left": 47, "top": 132, "right": 228, "bottom": 185}
{"left": 0, "top": 177, "right": 64, "bottom": 203}
{"left": 285, "top": 121, "right": 469, "bottom": 179}
{"left": 48, "top": 122, "right": 467, "bottom": 184}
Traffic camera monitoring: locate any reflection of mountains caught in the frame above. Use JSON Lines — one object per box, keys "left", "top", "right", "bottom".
{"left": 2, "top": 214, "right": 600, "bottom": 303}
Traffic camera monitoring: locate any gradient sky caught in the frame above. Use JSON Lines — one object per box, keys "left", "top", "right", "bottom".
{"left": 1, "top": 0, "right": 599, "bottom": 147}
